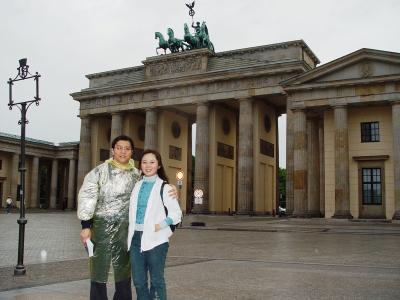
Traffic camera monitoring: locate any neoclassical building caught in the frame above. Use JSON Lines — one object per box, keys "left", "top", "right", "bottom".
{"left": 284, "top": 48, "right": 400, "bottom": 219}
{"left": 71, "top": 40, "right": 400, "bottom": 219}
{"left": 0, "top": 132, "right": 78, "bottom": 209}
{"left": 71, "top": 40, "right": 319, "bottom": 215}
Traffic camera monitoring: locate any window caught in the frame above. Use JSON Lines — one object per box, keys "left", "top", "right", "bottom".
{"left": 0, "top": 159, "right": 2, "bottom": 170}
{"left": 361, "top": 122, "right": 379, "bottom": 142}
{"left": 362, "top": 168, "right": 382, "bottom": 205}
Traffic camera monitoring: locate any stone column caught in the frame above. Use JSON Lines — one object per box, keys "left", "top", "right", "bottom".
{"left": 285, "top": 108, "right": 294, "bottom": 215}
{"left": 11, "top": 153, "right": 19, "bottom": 202}
{"left": 293, "top": 109, "right": 307, "bottom": 217}
{"left": 319, "top": 119, "right": 325, "bottom": 217}
{"left": 237, "top": 98, "right": 254, "bottom": 214}
{"left": 392, "top": 102, "right": 400, "bottom": 219}
{"left": 192, "top": 103, "right": 209, "bottom": 213}
{"left": 307, "top": 118, "right": 320, "bottom": 217}
{"left": 67, "top": 159, "right": 76, "bottom": 209}
{"left": 333, "top": 105, "right": 352, "bottom": 218}
{"left": 186, "top": 119, "right": 195, "bottom": 214}
{"left": 49, "top": 159, "right": 58, "bottom": 209}
{"left": 30, "top": 156, "right": 39, "bottom": 208}
{"left": 144, "top": 108, "right": 158, "bottom": 150}
{"left": 77, "top": 116, "right": 91, "bottom": 194}
{"left": 110, "top": 112, "right": 123, "bottom": 146}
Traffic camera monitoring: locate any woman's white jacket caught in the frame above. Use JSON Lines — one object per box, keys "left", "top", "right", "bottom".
{"left": 127, "top": 176, "right": 182, "bottom": 252}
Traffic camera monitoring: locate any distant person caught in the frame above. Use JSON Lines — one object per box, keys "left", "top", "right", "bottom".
{"left": 6, "top": 196, "right": 13, "bottom": 214}
{"left": 127, "top": 149, "right": 182, "bottom": 300}
{"left": 77, "top": 135, "right": 177, "bottom": 300}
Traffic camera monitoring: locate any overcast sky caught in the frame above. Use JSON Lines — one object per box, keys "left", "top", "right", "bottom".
{"left": 1, "top": 0, "right": 399, "bottom": 167}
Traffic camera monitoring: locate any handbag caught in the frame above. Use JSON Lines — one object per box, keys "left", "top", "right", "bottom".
{"left": 160, "top": 182, "right": 180, "bottom": 232}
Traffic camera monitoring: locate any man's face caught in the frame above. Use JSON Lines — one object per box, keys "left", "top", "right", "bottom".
{"left": 112, "top": 140, "right": 133, "bottom": 165}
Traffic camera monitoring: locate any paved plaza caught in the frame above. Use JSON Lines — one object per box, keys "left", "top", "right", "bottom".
{"left": 0, "top": 211, "right": 400, "bottom": 299}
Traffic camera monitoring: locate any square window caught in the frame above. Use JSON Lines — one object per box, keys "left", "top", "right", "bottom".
{"left": 361, "top": 122, "right": 380, "bottom": 143}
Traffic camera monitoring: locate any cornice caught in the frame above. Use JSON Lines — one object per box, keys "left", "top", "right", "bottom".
{"left": 216, "top": 40, "right": 320, "bottom": 65}
{"left": 84, "top": 40, "right": 319, "bottom": 80}
{"left": 283, "top": 48, "right": 400, "bottom": 86}
{"left": 71, "top": 61, "right": 308, "bottom": 101}
{"left": 284, "top": 74, "right": 400, "bottom": 92}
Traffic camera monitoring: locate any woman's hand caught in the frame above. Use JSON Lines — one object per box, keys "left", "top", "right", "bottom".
{"left": 154, "top": 224, "right": 161, "bottom": 232}
{"left": 168, "top": 184, "right": 178, "bottom": 199}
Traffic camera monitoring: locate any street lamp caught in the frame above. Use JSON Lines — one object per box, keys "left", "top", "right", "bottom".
{"left": 7, "top": 58, "right": 41, "bottom": 276}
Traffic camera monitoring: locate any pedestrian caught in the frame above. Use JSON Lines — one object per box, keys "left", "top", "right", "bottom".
{"left": 127, "top": 149, "right": 182, "bottom": 300}
{"left": 77, "top": 135, "right": 178, "bottom": 300}
{"left": 6, "top": 196, "right": 13, "bottom": 214}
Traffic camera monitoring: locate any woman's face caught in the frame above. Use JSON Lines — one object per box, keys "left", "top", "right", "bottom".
{"left": 141, "top": 153, "right": 159, "bottom": 177}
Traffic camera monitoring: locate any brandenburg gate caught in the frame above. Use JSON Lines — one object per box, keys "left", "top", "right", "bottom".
{"left": 71, "top": 40, "right": 319, "bottom": 215}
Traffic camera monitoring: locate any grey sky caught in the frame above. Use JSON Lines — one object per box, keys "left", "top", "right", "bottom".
{"left": 1, "top": 0, "right": 399, "bottom": 168}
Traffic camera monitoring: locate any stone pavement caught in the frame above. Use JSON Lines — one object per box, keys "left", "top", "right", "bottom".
{"left": 0, "top": 211, "right": 400, "bottom": 299}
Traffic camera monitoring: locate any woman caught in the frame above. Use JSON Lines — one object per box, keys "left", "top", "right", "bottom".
{"left": 127, "top": 149, "right": 182, "bottom": 300}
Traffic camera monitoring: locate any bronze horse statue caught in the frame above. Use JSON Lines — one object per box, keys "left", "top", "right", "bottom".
{"left": 184, "top": 23, "right": 200, "bottom": 50}
{"left": 183, "top": 22, "right": 214, "bottom": 52}
{"left": 167, "top": 28, "right": 187, "bottom": 53}
{"left": 155, "top": 32, "right": 169, "bottom": 55}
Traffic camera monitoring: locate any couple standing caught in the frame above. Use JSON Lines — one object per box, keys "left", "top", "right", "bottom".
{"left": 77, "top": 135, "right": 182, "bottom": 300}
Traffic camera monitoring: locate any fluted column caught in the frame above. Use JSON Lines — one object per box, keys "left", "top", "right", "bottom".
{"left": 67, "top": 159, "right": 76, "bottom": 209}
{"left": 110, "top": 112, "right": 123, "bottom": 145}
{"left": 392, "top": 102, "right": 400, "bottom": 219}
{"left": 77, "top": 116, "right": 91, "bottom": 194}
{"left": 237, "top": 98, "right": 254, "bottom": 214}
{"left": 307, "top": 118, "right": 320, "bottom": 217}
{"left": 11, "top": 153, "right": 19, "bottom": 202}
{"left": 285, "top": 108, "right": 294, "bottom": 215}
{"left": 49, "top": 159, "right": 58, "bottom": 209}
{"left": 333, "top": 105, "right": 352, "bottom": 218}
{"left": 145, "top": 108, "right": 158, "bottom": 150}
{"left": 30, "top": 157, "right": 40, "bottom": 208}
{"left": 293, "top": 109, "right": 307, "bottom": 217}
{"left": 319, "top": 119, "right": 325, "bottom": 217}
{"left": 192, "top": 103, "right": 209, "bottom": 213}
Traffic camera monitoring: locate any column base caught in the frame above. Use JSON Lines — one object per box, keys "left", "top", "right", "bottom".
{"left": 332, "top": 211, "right": 353, "bottom": 219}
{"left": 392, "top": 210, "right": 400, "bottom": 220}
{"left": 291, "top": 210, "right": 307, "bottom": 218}
{"left": 236, "top": 210, "right": 252, "bottom": 215}
{"left": 191, "top": 206, "right": 210, "bottom": 214}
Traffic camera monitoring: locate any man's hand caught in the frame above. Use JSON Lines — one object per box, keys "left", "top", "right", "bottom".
{"left": 80, "top": 228, "right": 91, "bottom": 244}
{"left": 168, "top": 184, "right": 178, "bottom": 199}
{"left": 155, "top": 224, "right": 161, "bottom": 232}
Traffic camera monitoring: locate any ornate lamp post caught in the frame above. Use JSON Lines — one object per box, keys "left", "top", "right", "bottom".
{"left": 7, "top": 58, "right": 41, "bottom": 275}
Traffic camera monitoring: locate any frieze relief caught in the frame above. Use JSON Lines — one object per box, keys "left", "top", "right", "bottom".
{"left": 147, "top": 57, "right": 203, "bottom": 77}
{"left": 81, "top": 74, "right": 280, "bottom": 110}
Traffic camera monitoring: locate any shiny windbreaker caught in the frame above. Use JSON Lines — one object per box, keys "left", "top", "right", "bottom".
{"left": 77, "top": 160, "right": 140, "bottom": 283}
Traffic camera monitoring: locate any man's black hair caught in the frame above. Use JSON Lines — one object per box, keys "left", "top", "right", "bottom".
{"left": 111, "top": 135, "right": 134, "bottom": 149}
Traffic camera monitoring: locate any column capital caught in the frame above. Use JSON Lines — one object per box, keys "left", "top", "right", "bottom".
{"left": 195, "top": 101, "right": 209, "bottom": 107}
{"left": 332, "top": 104, "right": 347, "bottom": 110}
{"left": 292, "top": 108, "right": 305, "bottom": 113}
{"left": 390, "top": 99, "right": 400, "bottom": 106}
{"left": 111, "top": 111, "right": 123, "bottom": 116}
{"left": 237, "top": 97, "right": 254, "bottom": 103}
{"left": 78, "top": 114, "right": 91, "bottom": 120}
{"left": 145, "top": 107, "right": 158, "bottom": 112}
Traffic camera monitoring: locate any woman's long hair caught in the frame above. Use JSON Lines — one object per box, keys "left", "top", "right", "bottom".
{"left": 139, "top": 149, "right": 169, "bottom": 183}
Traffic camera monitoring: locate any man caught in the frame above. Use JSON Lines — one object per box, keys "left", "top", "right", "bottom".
{"left": 78, "top": 135, "right": 176, "bottom": 300}
{"left": 6, "top": 196, "right": 13, "bottom": 214}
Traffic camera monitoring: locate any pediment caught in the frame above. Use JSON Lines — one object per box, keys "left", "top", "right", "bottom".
{"left": 284, "top": 48, "right": 400, "bottom": 86}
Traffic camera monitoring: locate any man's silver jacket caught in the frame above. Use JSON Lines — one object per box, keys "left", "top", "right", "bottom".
{"left": 77, "top": 161, "right": 140, "bottom": 221}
